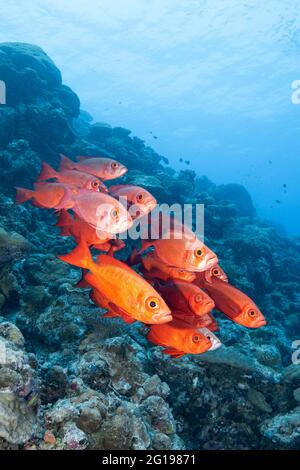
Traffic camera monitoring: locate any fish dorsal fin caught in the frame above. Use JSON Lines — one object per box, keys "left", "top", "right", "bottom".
{"left": 77, "top": 155, "right": 92, "bottom": 162}
{"left": 162, "top": 347, "right": 185, "bottom": 358}
{"left": 109, "top": 185, "right": 125, "bottom": 193}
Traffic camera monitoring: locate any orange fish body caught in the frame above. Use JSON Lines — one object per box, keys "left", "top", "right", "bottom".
{"left": 60, "top": 154, "right": 127, "bottom": 180}
{"left": 147, "top": 319, "right": 212, "bottom": 358}
{"left": 15, "top": 182, "right": 76, "bottom": 209}
{"left": 38, "top": 162, "right": 104, "bottom": 191}
{"left": 141, "top": 252, "right": 196, "bottom": 282}
{"left": 195, "top": 264, "right": 228, "bottom": 286}
{"left": 201, "top": 278, "right": 266, "bottom": 329}
{"left": 58, "top": 240, "right": 172, "bottom": 324}
{"left": 155, "top": 280, "right": 215, "bottom": 316}
{"left": 109, "top": 185, "right": 157, "bottom": 220}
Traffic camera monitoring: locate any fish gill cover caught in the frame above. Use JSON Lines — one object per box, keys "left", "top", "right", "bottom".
{"left": 0, "top": 43, "right": 300, "bottom": 450}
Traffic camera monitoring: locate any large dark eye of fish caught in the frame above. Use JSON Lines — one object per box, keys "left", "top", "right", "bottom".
{"left": 147, "top": 297, "right": 159, "bottom": 310}
{"left": 136, "top": 192, "right": 144, "bottom": 202}
{"left": 194, "top": 294, "right": 202, "bottom": 303}
{"left": 91, "top": 180, "right": 99, "bottom": 188}
{"left": 248, "top": 309, "right": 257, "bottom": 318}
{"left": 192, "top": 334, "right": 201, "bottom": 343}
{"left": 111, "top": 207, "right": 119, "bottom": 219}
{"left": 111, "top": 162, "right": 118, "bottom": 169}
{"left": 194, "top": 248, "right": 204, "bottom": 258}
{"left": 213, "top": 268, "right": 220, "bottom": 276}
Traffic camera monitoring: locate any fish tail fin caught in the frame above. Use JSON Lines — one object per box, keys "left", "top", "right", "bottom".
{"left": 15, "top": 187, "right": 34, "bottom": 204}
{"left": 55, "top": 209, "right": 73, "bottom": 227}
{"left": 59, "top": 154, "right": 75, "bottom": 170}
{"left": 37, "top": 162, "right": 58, "bottom": 181}
{"left": 57, "top": 238, "right": 93, "bottom": 270}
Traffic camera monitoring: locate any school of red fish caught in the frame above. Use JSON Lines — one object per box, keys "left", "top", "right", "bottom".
{"left": 16, "top": 154, "right": 267, "bottom": 359}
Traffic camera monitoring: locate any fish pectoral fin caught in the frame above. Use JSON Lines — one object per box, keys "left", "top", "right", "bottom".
{"left": 102, "top": 310, "right": 118, "bottom": 319}
{"left": 108, "top": 302, "right": 136, "bottom": 324}
{"left": 162, "top": 347, "right": 185, "bottom": 358}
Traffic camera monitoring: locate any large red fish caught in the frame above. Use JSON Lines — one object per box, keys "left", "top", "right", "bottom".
{"left": 155, "top": 279, "right": 215, "bottom": 316}
{"left": 147, "top": 319, "right": 212, "bottom": 358}
{"left": 58, "top": 239, "right": 172, "bottom": 324}
{"left": 70, "top": 189, "right": 133, "bottom": 234}
{"left": 37, "top": 162, "right": 106, "bottom": 192}
{"left": 195, "top": 264, "right": 228, "bottom": 286}
{"left": 138, "top": 214, "right": 218, "bottom": 272}
{"left": 60, "top": 154, "right": 127, "bottom": 180}
{"left": 56, "top": 210, "right": 125, "bottom": 252}
{"left": 109, "top": 185, "right": 157, "bottom": 220}
{"left": 15, "top": 182, "right": 76, "bottom": 209}
{"left": 201, "top": 278, "right": 266, "bottom": 329}
{"left": 140, "top": 251, "right": 196, "bottom": 282}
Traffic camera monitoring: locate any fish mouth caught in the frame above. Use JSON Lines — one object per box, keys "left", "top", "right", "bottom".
{"left": 252, "top": 319, "right": 267, "bottom": 328}
{"left": 208, "top": 340, "right": 222, "bottom": 351}
{"left": 152, "top": 313, "right": 173, "bottom": 324}
{"left": 117, "top": 166, "right": 128, "bottom": 177}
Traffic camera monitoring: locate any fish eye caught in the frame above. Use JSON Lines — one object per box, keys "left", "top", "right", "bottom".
{"left": 111, "top": 162, "right": 118, "bottom": 169}
{"left": 213, "top": 268, "right": 219, "bottom": 275}
{"left": 195, "top": 248, "right": 204, "bottom": 258}
{"left": 194, "top": 294, "right": 202, "bottom": 303}
{"left": 147, "top": 297, "right": 159, "bottom": 310}
{"left": 92, "top": 181, "right": 99, "bottom": 188}
{"left": 192, "top": 334, "right": 201, "bottom": 343}
{"left": 248, "top": 309, "right": 256, "bottom": 317}
{"left": 136, "top": 193, "right": 144, "bottom": 202}
{"left": 111, "top": 207, "right": 119, "bottom": 219}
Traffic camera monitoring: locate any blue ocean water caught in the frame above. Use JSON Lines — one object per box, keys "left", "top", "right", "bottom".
{"left": 1, "top": 0, "right": 300, "bottom": 235}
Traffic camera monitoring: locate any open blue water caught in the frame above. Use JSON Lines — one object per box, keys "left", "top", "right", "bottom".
{"left": 1, "top": 0, "right": 300, "bottom": 234}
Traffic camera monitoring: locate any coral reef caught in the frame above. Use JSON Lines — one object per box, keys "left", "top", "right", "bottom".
{"left": 0, "top": 42, "right": 300, "bottom": 450}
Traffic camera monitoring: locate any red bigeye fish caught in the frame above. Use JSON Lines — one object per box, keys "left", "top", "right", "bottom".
{"left": 109, "top": 185, "right": 157, "bottom": 220}
{"left": 15, "top": 182, "right": 76, "bottom": 209}
{"left": 155, "top": 279, "right": 215, "bottom": 316}
{"left": 201, "top": 278, "right": 266, "bottom": 329}
{"left": 196, "top": 264, "right": 228, "bottom": 286}
{"left": 147, "top": 319, "right": 212, "bottom": 358}
{"left": 70, "top": 189, "right": 133, "bottom": 234}
{"left": 56, "top": 210, "right": 125, "bottom": 252}
{"left": 140, "top": 251, "right": 196, "bottom": 283}
{"left": 138, "top": 214, "right": 218, "bottom": 272}
{"left": 59, "top": 154, "right": 127, "bottom": 181}
{"left": 37, "top": 162, "right": 106, "bottom": 192}
{"left": 171, "top": 310, "right": 219, "bottom": 331}
{"left": 58, "top": 239, "right": 172, "bottom": 325}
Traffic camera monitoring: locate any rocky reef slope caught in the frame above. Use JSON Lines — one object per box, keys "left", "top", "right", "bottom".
{"left": 0, "top": 43, "right": 300, "bottom": 450}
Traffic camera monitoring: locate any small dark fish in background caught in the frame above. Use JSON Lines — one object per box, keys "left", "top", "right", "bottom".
{"left": 153, "top": 135, "right": 158, "bottom": 139}
{"left": 179, "top": 158, "right": 183, "bottom": 163}
{"left": 185, "top": 160, "right": 190, "bottom": 165}
{"left": 275, "top": 200, "right": 281, "bottom": 204}
{"left": 268, "top": 160, "right": 272, "bottom": 164}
